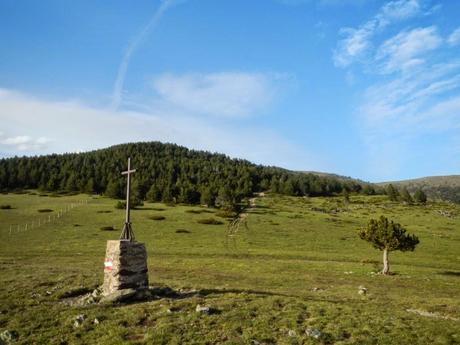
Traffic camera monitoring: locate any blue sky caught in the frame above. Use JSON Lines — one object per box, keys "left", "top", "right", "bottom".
{"left": 0, "top": 0, "right": 459, "bottom": 182}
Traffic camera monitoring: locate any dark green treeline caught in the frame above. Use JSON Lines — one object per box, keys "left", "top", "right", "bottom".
{"left": 0, "top": 142, "right": 375, "bottom": 207}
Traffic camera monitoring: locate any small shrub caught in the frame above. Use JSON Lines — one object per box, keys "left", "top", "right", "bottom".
{"left": 115, "top": 200, "right": 143, "bottom": 209}
{"left": 215, "top": 210, "right": 236, "bottom": 218}
{"left": 49, "top": 193, "right": 62, "bottom": 198}
{"left": 176, "top": 229, "right": 191, "bottom": 234}
{"left": 0, "top": 204, "right": 12, "bottom": 210}
{"left": 152, "top": 207, "right": 166, "bottom": 211}
{"left": 149, "top": 215, "right": 166, "bottom": 221}
{"left": 115, "top": 201, "right": 125, "bottom": 209}
{"left": 73, "top": 224, "right": 81, "bottom": 227}
{"left": 100, "top": 226, "right": 115, "bottom": 231}
{"left": 38, "top": 209, "right": 53, "bottom": 213}
{"left": 97, "top": 210, "right": 112, "bottom": 213}
{"left": 186, "top": 209, "right": 213, "bottom": 214}
{"left": 12, "top": 190, "right": 27, "bottom": 194}
{"left": 197, "top": 218, "right": 224, "bottom": 225}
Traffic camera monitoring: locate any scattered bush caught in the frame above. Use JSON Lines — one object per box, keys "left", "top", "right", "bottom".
{"left": 115, "top": 200, "right": 143, "bottom": 209}
{"left": 197, "top": 218, "right": 224, "bottom": 225}
{"left": 149, "top": 215, "right": 166, "bottom": 221}
{"left": 100, "top": 226, "right": 115, "bottom": 231}
{"left": 73, "top": 224, "right": 81, "bottom": 227}
{"left": 215, "top": 210, "right": 236, "bottom": 218}
{"left": 0, "top": 204, "right": 12, "bottom": 210}
{"left": 115, "top": 201, "right": 125, "bottom": 209}
{"left": 176, "top": 229, "right": 191, "bottom": 234}
{"left": 49, "top": 193, "right": 63, "bottom": 198}
{"left": 38, "top": 209, "right": 53, "bottom": 213}
{"left": 152, "top": 207, "right": 166, "bottom": 211}
{"left": 186, "top": 209, "right": 214, "bottom": 214}
{"left": 97, "top": 210, "right": 112, "bottom": 213}
{"left": 12, "top": 190, "right": 27, "bottom": 194}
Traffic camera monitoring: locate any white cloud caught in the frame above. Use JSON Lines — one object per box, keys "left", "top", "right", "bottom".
{"left": 0, "top": 134, "right": 53, "bottom": 151}
{"left": 333, "top": 0, "right": 423, "bottom": 67}
{"left": 151, "top": 72, "right": 275, "bottom": 118}
{"left": 447, "top": 27, "right": 460, "bottom": 46}
{"left": 375, "top": 26, "right": 442, "bottom": 74}
{"left": 333, "top": 22, "right": 375, "bottom": 67}
{"left": 0, "top": 88, "right": 314, "bottom": 170}
{"left": 379, "top": 0, "right": 421, "bottom": 23}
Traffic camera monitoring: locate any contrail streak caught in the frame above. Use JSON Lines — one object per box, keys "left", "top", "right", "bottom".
{"left": 111, "top": 0, "right": 176, "bottom": 110}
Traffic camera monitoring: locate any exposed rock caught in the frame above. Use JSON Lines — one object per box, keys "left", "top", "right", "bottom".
{"left": 406, "top": 308, "right": 458, "bottom": 321}
{"left": 305, "top": 327, "right": 322, "bottom": 339}
{"left": 73, "top": 314, "right": 86, "bottom": 328}
{"left": 195, "top": 304, "right": 211, "bottom": 314}
{"left": 0, "top": 330, "right": 19, "bottom": 343}
{"left": 100, "top": 288, "right": 138, "bottom": 304}
{"left": 358, "top": 286, "right": 368, "bottom": 295}
{"left": 288, "top": 329, "right": 296, "bottom": 337}
{"left": 92, "top": 287, "right": 102, "bottom": 298}
{"left": 93, "top": 318, "right": 100, "bottom": 325}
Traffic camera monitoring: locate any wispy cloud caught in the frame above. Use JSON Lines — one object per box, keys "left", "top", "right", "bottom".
{"left": 447, "top": 27, "right": 460, "bottom": 46}
{"left": 151, "top": 72, "right": 276, "bottom": 118}
{"left": 0, "top": 88, "right": 314, "bottom": 169}
{"left": 333, "top": 0, "right": 423, "bottom": 67}
{"left": 332, "top": 1, "right": 460, "bottom": 179}
{"left": 111, "top": 0, "right": 179, "bottom": 111}
{"left": 359, "top": 61, "right": 460, "bottom": 127}
{"left": 375, "top": 26, "right": 442, "bottom": 74}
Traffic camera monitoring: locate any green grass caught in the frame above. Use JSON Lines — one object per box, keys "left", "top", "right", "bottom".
{"left": 0, "top": 192, "right": 459, "bottom": 344}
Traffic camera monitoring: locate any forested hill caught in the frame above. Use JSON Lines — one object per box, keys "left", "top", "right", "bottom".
{"left": 0, "top": 142, "right": 375, "bottom": 207}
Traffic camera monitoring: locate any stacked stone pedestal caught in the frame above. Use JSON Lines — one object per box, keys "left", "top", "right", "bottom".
{"left": 103, "top": 240, "right": 148, "bottom": 296}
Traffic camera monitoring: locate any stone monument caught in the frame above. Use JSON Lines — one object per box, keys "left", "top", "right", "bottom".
{"left": 102, "top": 158, "right": 149, "bottom": 297}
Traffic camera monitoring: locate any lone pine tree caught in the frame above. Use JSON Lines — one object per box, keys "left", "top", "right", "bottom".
{"left": 400, "top": 187, "right": 413, "bottom": 204}
{"left": 386, "top": 184, "right": 400, "bottom": 201}
{"left": 358, "top": 216, "right": 419, "bottom": 275}
{"left": 414, "top": 188, "right": 427, "bottom": 204}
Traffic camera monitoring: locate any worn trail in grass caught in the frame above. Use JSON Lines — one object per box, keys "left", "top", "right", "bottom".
{"left": 0, "top": 192, "right": 459, "bottom": 344}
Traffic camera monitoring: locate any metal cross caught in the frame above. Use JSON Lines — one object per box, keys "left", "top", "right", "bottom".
{"left": 120, "top": 157, "right": 136, "bottom": 241}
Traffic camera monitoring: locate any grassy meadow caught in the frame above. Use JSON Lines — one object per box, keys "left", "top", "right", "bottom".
{"left": 0, "top": 192, "right": 459, "bottom": 344}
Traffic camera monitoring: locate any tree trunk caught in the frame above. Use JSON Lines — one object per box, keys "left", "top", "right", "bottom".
{"left": 382, "top": 248, "right": 390, "bottom": 275}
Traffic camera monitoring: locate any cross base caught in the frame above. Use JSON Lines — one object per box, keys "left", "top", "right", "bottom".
{"left": 120, "top": 222, "right": 135, "bottom": 241}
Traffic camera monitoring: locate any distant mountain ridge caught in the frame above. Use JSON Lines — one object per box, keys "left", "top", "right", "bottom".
{"left": 378, "top": 175, "right": 460, "bottom": 203}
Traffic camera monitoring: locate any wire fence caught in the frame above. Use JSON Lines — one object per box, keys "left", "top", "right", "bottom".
{"left": 7, "top": 199, "right": 90, "bottom": 236}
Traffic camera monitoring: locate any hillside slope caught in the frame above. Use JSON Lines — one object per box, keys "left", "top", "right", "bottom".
{"left": 0, "top": 141, "right": 366, "bottom": 205}
{"left": 379, "top": 175, "right": 460, "bottom": 203}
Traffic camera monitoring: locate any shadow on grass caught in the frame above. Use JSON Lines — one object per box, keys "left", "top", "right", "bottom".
{"left": 439, "top": 271, "right": 460, "bottom": 277}
{"left": 67, "top": 285, "right": 347, "bottom": 307}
